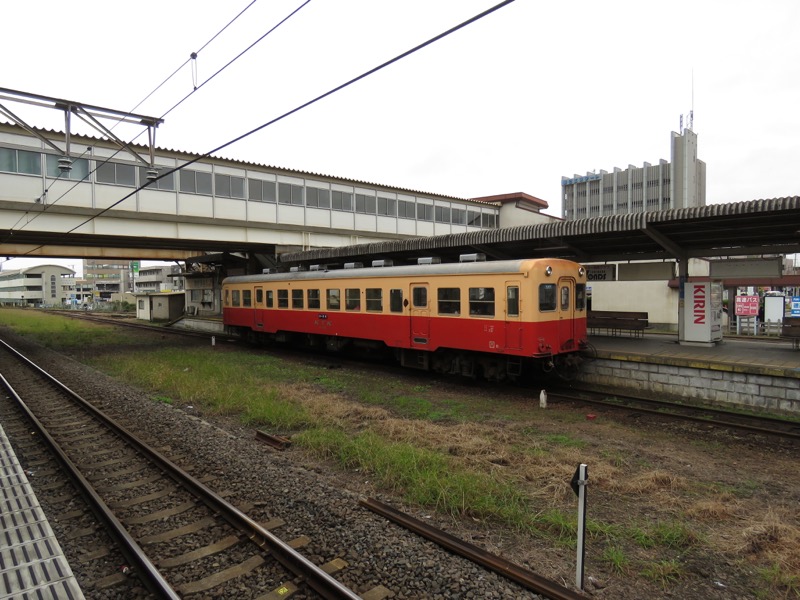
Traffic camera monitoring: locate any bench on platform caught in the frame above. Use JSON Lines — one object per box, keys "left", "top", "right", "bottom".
{"left": 781, "top": 317, "right": 800, "bottom": 350}
{"left": 588, "top": 310, "right": 649, "bottom": 337}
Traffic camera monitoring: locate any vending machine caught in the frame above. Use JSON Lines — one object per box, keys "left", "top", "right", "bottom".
{"left": 681, "top": 281, "right": 723, "bottom": 346}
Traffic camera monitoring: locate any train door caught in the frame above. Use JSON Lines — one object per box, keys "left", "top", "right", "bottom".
{"left": 558, "top": 277, "right": 576, "bottom": 348}
{"left": 254, "top": 286, "right": 265, "bottom": 330}
{"left": 504, "top": 282, "right": 522, "bottom": 350}
{"left": 409, "top": 283, "right": 430, "bottom": 347}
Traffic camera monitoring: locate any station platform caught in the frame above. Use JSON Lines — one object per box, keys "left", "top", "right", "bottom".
{"left": 589, "top": 333, "right": 800, "bottom": 379}
{"left": 0, "top": 423, "right": 85, "bottom": 600}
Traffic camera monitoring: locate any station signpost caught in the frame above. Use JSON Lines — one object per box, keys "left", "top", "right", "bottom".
{"left": 570, "top": 463, "right": 589, "bottom": 591}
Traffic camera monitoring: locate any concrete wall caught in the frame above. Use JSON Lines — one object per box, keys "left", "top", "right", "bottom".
{"left": 580, "top": 358, "right": 800, "bottom": 414}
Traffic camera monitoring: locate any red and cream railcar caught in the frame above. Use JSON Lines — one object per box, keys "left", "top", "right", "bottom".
{"left": 222, "top": 258, "right": 588, "bottom": 380}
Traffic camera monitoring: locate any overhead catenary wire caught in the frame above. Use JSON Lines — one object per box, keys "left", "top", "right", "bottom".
{"left": 3, "top": 0, "right": 307, "bottom": 247}
{"left": 12, "top": 0, "right": 516, "bottom": 257}
{"left": 64, "top": 0, "right": 515, "bottom": 237}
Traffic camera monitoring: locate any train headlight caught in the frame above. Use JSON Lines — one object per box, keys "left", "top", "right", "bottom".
{"left": 545, "top": 266, "right": 552, "bottom": 276}
{"left": 578, "top": 267, "right": 585, "bottom": 277}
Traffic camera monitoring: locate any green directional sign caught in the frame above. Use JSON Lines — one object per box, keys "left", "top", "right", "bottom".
{"left": 131, "top": 261, "right": 140, "bottom": 274}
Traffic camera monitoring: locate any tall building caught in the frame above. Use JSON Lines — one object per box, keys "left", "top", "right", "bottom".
{"left": 83, "top": 259, "right": 134, "bottom": 300}
{"left": 561, "top": 129, "right": 706, "bottom": 220}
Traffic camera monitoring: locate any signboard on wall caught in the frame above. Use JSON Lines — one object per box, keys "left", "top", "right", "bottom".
{"left": 792, "top": 297, "right": 800, "bottom": 317}
{"left": 734, "top": 295, "right": 759, "bottom": 316}
{"left": 585, "top": 265, "right": 616, "bottom": 282}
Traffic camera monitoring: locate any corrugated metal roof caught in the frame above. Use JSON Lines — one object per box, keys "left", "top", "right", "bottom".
{"left": 282, "top": 197, "right": 800, "bottom": 266}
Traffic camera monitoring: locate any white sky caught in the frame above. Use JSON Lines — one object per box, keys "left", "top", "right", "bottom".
{"left": 2, "top": 0, "right": 799, "bottom": 275}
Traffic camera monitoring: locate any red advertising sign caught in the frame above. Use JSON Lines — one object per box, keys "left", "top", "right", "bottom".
{"left": 734, "top": 295, "right": 759, "bottom": 316}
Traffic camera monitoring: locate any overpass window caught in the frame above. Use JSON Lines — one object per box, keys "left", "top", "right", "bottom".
{"left": 366, "top": 288, "right": 382, "bottom": 311}
{"left": 0, "top": 148, "right": 41, "bottom": 175}
{"left": 416, "top": 204, "right": 433, "bottom": 221}
{"left": 332, "top": 191, "right": 353, "bottom": 211}
{"left": 539, "top": 284, "right": 556, "bottom": 311}
{"left": 345, "top": 288, "right": 361, "bottom": 311}
{"left": 435, "top": 206, "right": 451, "bottom": 223}
{"left": 326, "top": 289, "right": 340, "bottom": 310}
{"left": 307, "top": 289, "right": 321, "bottom": 309}
{"left": 576, "top": 284, "right": 586, "bottom": 311}
{"left": 292, "top": 289, "right": 304, "bottom": 309}
{"left": 45, "top": 155, "right": 89, "bottom": 181}
{"left": 96, "top": 161, "right": 135, "bottom": 186}
{"left": 215, "top": 174, "right": 245, "bottom": 199}
{"left": 180, "top": 169, "right": 212, "bottom": 195}
{"left": 243, "top": 289, "right": 252, "bottom": 307}
{"left": 469, "top": 287, "right": 495, "bottom": 316}
{"left": 248, "top": 179, "right": 277, "bottom": 203}
{"left": 481, "top": 213, "right": 497, "bottom": 228}
{"left": 390, "top": 289, "right": 403, "bottom": 312}
{"left": 355, "top": 194, "right": 377, "bottom": 214}
{"left": 451, "top": 208, "right": 466, "bottom": 225}
{"left": 138, "top": 167, "right": 175, "bottom": 190}
{"left": 306, "top": 187, "right": 330, "bottom": 209}
{"left": 279, "top": 182, "right": 304, "bottom": 205}
{"left": 278, "top": 289, "right": 288, "bottom": 308}
{"left": 397, "top": 200, "right": 415, "bottom": 219}
{"left": 467, "top": 210, "right": 481, "bottom": 226}
{"left": 437, "top": 288, "right": 460, "bottom": 315}
{"left": 377, "top": 197, "right": 396, "bottom": 216}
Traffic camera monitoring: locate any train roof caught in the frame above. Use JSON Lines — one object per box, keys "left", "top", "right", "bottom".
{"left": 223, "top": 258, "right": 580, "bottom": 284}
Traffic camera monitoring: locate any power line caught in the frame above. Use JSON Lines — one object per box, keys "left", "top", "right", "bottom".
{"left": 122, "top": 0, "right": 261, "bottom": 120}
{"left": 5, "top": 0, "right": 307, "bottom": 240}
{"left": 19, "top": 0, "right": 517, "bottom": 252}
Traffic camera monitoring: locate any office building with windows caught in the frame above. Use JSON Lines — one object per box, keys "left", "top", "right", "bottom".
{"left": 561, "top": 129, "right": 706, "bottom": 220}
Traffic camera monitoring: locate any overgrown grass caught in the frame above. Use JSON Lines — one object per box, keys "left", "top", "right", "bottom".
{"left": 641, "top": 559, "right": 684, "bottom": 589}
{"left": 1, "top": 309, "right": 134, "bottom": 348}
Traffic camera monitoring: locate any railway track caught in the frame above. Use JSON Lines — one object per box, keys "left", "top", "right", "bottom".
{"left": 0, "top": 337, "right": 368, "bottom": 599}
{"left": 0, "top": 320, "right": 592, "bottom": 600}
{"left": 552, "top": 386, "right": 800, "bottom": 441}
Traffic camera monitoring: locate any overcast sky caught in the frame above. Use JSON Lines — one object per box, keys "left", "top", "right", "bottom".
{"left": 2, "top": 0, "right": 799, "bottom": 274}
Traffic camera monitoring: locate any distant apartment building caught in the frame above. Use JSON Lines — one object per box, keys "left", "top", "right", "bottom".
{"left": 0, "top": 264, "right": 75, "bottom": 306}
{"left": 134, "top": 264, "right": 184, "bottom": 294}
{"left": 83, "top": 259, "right": 134, "bottom": 300}
{"left": 561, "top": 129, "right": 706, "bottom": 220}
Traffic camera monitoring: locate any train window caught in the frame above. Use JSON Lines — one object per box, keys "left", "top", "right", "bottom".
{"left": 232, "top": 289, "right": 241, "bottom": 307}
{"left": 366, "top": 288, "right": 382, "bottom": 311}
{"left": 256, "top": 289, "right": 264, "bottom": 305}
{"left": 327, "top": 289, "right": 340, "bottom": 310}
{"left": 469, "top": 287, "right": 495, "bottom": 316}
{"left": 267, "top": 290, "right": 274, "bottom": 308}
{"left": 278, "top": 290, "right": 289, "bottom": 308}
{"left": 437, "top": 288, "right": 460, "bottom": 315}
{"left": 507, "top": 286, "right": 519, "bottom": 316}
{"left": 412, "top": 287, "right": 427, "bottom": 308}
{"left": 224, "top": 289, "right": 230, "bottom": 306}
{"left": 560, "top": 286, "right": 570, "bottom": 311}
{"left": 576, "top": 284, "right": 586, "bottom": 311}
{"left": 308, "top": 289, "right": 321, "bottom": 309}
{"left": 539, "top": 284, "right": 556, "bottom": 311}
{"left": 390, "top": 289, "right": 403, "bottom": 312}
{"left": 243, "top": 290, "right": 252, "bottom": 308}
{"left": 292, "top": 289, "right": 304, "bottom": 309}
{"left": 345, "top": 289, "right": 361, "bottom": 311}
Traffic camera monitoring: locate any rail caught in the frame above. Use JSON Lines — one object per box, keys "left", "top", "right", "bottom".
{"left": 587, "top": 310, "right": 648, "bottom": 337}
